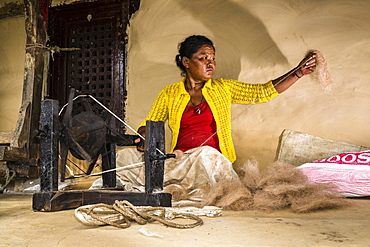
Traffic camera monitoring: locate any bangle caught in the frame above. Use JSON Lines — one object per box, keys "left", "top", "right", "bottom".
{"left": 293, "top": 72, "right": 302, "bottom": 78}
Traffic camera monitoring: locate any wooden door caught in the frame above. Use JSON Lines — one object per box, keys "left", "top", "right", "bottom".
{"left": 48, "top": 0, "right": 140, "bottom": 133}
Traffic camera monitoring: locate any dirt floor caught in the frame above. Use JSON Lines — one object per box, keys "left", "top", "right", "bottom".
{"left": 1, "top": 191, "right": 370, "bottom": 247}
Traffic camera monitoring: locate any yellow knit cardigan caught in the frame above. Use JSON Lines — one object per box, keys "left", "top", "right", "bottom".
{"left": 138, "top": 77, "right": 279, "bottom": 162}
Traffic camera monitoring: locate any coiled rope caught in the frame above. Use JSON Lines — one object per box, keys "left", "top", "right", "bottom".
{"left": 0, "top": 166, "right": 15, "bottom": 192}
{"left": 75, "top": 200, "right": 203, "bottom": 229}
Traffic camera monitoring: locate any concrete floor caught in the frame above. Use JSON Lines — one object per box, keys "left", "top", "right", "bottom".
{"left": 1, "top": 193, "right": 370, "bottom": 247}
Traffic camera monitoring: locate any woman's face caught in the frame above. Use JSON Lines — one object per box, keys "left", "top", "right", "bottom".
{"left": 183, "top": 45, "right": 216, "bottom": 82}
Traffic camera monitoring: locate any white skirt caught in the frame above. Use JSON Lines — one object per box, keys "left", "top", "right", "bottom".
{"left": 90, "top": 146, "right": 239, "bottom": 206}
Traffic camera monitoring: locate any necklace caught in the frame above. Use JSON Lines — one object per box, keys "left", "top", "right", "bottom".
{"left": 190, "top": 95, "right": 204, "bottom": 114}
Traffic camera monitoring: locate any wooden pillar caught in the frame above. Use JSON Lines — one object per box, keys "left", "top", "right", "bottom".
{"left": 144, "top": 121, "right": 165, "bottom": 193}
{"left": 20, "top": 0, "right": 48, "bottom": 160}
{"left": 101, "top": 143, "right": 117, "bottom": 188}
{"left": 39, "top": 100, "right": 59, "bottom": 192}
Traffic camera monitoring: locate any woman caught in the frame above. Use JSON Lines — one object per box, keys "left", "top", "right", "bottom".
{"left": 110, "top": 35, "right": 316, "bottom": 205}
{"left": 136, "top": 35, "right": 316, "bottom": 162}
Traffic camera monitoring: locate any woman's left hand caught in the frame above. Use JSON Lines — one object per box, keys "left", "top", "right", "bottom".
{"left": 297, "top": 52, "right": 317, "bottom": 77}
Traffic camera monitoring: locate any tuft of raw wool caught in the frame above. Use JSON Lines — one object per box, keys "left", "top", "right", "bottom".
{"left": 289, "top": 188, "right": 348, "bottom": 213}
{"left": 238, "top": 160, "right": 262, "bottom": 192}
{"left": 201, "top": 179, "right": 253, "bottom": 211}
{"left": 257, "top": 162, "right": 308, "bottom": 188}
{"left": 253, "top": 190, "right": 290, "bottom": 212}
{"left": 308, "top": 49, "right": 333, "bottom": 93}
{"left": 202, "top": 161, "right": 348, "bottom": 213}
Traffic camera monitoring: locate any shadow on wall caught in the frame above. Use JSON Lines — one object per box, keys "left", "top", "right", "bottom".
{"left": 175, "top": 0, "right": 289, "bottom": 79}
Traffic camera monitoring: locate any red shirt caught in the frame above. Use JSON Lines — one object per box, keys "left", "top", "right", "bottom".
{"left": 175, "top": 100, "right": 220, "bottom": 152}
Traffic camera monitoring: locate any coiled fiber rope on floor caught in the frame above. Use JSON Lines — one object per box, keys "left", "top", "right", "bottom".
{"left": 74, "top": 200, "right": 204, "bottom": 229}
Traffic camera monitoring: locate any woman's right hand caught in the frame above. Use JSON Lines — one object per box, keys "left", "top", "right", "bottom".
{"left": 136, "top": 126, "right": 146, "bottom": 152}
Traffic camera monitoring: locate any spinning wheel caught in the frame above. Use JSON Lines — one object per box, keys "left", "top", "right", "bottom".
{"left": 57, "top": 88, "right": 137, "bottom": 182}
{"left": 59, "top": 89, "right": 103, "bottom": 181}
{"left": 33, "top": 89, "right": 172, "bottom": 211}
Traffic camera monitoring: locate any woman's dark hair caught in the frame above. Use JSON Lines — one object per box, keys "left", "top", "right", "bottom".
{"left": 175, "top": 35, "right": 215, "bottom": 73}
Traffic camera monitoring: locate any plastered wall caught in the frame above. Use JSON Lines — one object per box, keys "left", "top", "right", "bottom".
{"left": 126, "top": 0, "right": 370, "bottom": 168}
{"left": 0, "top": 16, "right": 25, "bottom": 131}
